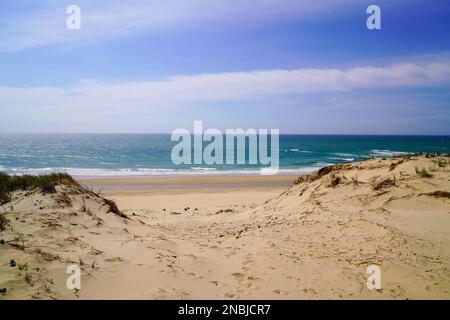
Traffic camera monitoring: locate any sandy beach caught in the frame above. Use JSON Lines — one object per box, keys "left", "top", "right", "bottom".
{"left": 81, "top": 175, "right": 296, "bottom": 214}
{"left": 1, "top": 155, "right": 449, "bottom": 299}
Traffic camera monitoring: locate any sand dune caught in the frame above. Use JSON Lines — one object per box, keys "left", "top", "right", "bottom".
{"left": 0, "top": 155, "right": 449, "bottom": 299}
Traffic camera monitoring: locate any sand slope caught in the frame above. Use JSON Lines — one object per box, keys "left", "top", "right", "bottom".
{"left": 0, "top": 155, "right": 449, "bottom": 299}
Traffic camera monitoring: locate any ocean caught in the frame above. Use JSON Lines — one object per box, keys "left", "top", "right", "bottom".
{"left": 0, "top": 134, "right": 449, "bottom": 177}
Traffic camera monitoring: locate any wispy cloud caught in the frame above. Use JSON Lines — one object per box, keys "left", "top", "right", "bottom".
{"left": 0, "top": 0, "right": 362, "bottom": 51}
{"left": 1, "top": 61, "right": 449, "bottom": 112}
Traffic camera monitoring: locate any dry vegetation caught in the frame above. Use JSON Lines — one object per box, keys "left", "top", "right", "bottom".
{"left": 0, "top": 172, "right": 125, "bottom": 218}
{"left": 0, "top": 213, "right": 8, "bottom": 232}
{"left": 0, "top": 172, "right": 77, "bottom": 205}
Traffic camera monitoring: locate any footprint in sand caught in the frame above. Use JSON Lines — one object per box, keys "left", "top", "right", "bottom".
{"left": 273, "top": 289, "right": 290, "bottom": 295}
{"left": 231, "top": 272, "right": 246, "bottom": 279}
{"left": 237, "top": 288, "right": 252, "bottom": 295}
{"left": 224, "top": 292, "right": 238, "bottom": 299}
{"left": 302, "top": 288, "right": 318, "bottom": 295}
{"left": 186, "top": 272, "right": 204, "bottom": 280}
{"left": 241, "top": 256, "right": 254, "bottom": 272}
{"left": 231, "top": 272, "right": 259, "bottom": 289}
{"left": 243, "top": 258, "right": 253, "bottom": 266}
{"left": 225, "top": 250, "right": 238, "bottom": 258}
{"left": 240, "top": 280, "right": 253, "bottom": 288}
{"left": 241, "top": 265, "right": 251, "bottom": 272}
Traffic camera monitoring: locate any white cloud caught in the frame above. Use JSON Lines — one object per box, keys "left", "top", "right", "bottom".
{"left": 0, "top": 0, "right": 361, "bottom": 51}
{"left": 1, "top": 62, "right": 449, "bottom": 113}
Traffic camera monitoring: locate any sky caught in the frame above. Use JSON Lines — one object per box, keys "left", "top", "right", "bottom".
{"left": 0, "top": 0, "right": 449, "bottom": 134}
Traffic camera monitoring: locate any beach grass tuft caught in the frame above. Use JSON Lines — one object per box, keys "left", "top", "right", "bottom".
{"left": 351, "top": 175, "right": 359, "bottom": 187}
{"left": 0, "top": 172, "right": 79, "bottom": 205}
{"left": 371, "top": 176, "right": 396, "bottom": 191}
{"left": 103, "top": 197, "right": 125, "bottom": 217}
{"left": 0, "top": 213, "right": 8, "bottom": 231}
{"left": 415, "top": 167, "right": 433, "bottom": 178}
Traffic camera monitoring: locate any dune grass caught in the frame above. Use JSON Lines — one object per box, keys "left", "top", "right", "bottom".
{"left": 415, "top": 167, "right": 433, "bottom": 178}
{"left": 0, "top": 213, "right": 8, "bottom": 231}
{"left": 0, "top": 172, "right": 127, "bottom": 219}
{"left": 0, "top": 172, "right": 78, "bottom": 205}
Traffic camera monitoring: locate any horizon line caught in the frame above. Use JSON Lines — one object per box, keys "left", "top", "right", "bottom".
{"left": 1, "top": 132, "right": 450, "bottom": 137}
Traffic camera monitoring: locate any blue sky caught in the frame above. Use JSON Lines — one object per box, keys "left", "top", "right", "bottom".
{"left": 0, "top": 0, "right": 449, "bottom": 134}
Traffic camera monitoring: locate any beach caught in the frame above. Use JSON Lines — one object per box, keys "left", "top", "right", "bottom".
{"left": 81, "top": 175, "right": 296, "bottom": 214}
{"left": 1, "top": 155, "right": 449, "bottom": 299}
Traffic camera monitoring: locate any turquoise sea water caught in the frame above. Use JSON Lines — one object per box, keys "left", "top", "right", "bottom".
{"left": 0, "top": 134, "right": 449, "bottom": 177}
